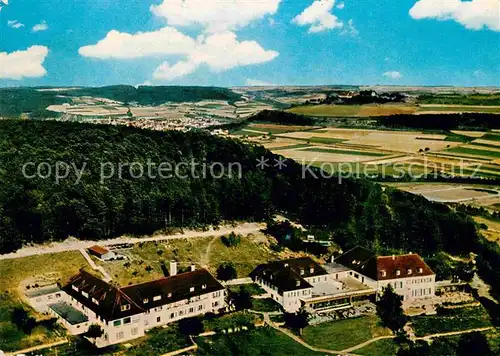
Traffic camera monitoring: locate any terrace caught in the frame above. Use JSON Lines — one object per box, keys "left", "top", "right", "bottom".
{"left": 49, "top": 302, "right": 88, "bottom": 325}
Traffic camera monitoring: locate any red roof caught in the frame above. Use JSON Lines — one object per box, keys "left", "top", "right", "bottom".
{"left": 376, "top": 254, "right": 434, "bottom": 281}
{"left": 88, "top": 245, "right": 109, "bottom": 256}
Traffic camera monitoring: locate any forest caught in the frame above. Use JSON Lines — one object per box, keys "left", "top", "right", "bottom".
{"left": 376, "top": 113, "right": 500, "bottom": 130}
{"left": 0, "top": 86, "right": 241, "bottom": 118}
{"left": 0, "top": 119, "right": 498, "bottom": 294}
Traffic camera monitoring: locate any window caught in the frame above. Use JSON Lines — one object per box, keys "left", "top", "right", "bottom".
{"left": 202, "top": 284, "right": 207, "bottom": 289}
{"left": 396, "top": 269, "right": 401, "bottom": 276}
{"left": 116, "top": 332, "right": 124, "bottom": 340}
{"left": 170, "top": 312, "right": 175, "bottom": 319}
{"left": 123, "top": 317, "right": 131, "bottom": 324}
{"left": 121, "top": 304, "right": 131, "bottom": 312}
{"left": 157, "top": 316, "right": 161, "bottom": 323}
{"left": 72, "top": 285, "right": 79, "bottom": 291}
{"left": 300, "top": 269, "right": 304, "bottom": 275}
{"left": 418, "top": 267, "right": 423, "bottom": 273}
{"left": 198, "top": 305, "right": 203, "bottom": 311}
{"left": 131, "top": 327, "right": 138, "bottom": 336}
{"left": 82, "top": 291, "right": 89, "bottom": 298}
{"left": 143, "top": 298, "right": 149, "bottom": 304}
{"left": 190, "top": 287, "right": 195, "bottom": 292}
{"left": 189, "top": 307, "right": 194, "bottom": 313}
{"left": 212, "top": 301, "right": 219, "bottom": 307}
{"left": 48, "top": 295, "right": 53, "bottom": 300}
{"left": 113, "top": 320, "right": 121, "bottom": 327}
{"left": 55, "top": 293, "right": 61, "bottom": 298}
{"left": 92, "top": 298, "right": 99, "bottom": 305}
{"left": 407, "top": 268, "right": 412, "bottom": 275}
{"left": 153, "top": 295, "right": 161, "bottom": 301}
{"left": 310, "top": 267, "right": 314, "bottom": 273}
{"left": 168, "top": 293, "right": 172, "bottom": 298}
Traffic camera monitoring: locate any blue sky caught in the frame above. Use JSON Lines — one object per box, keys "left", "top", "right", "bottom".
{"left": 0, "top": 0, "right": 499, "bottom": 87}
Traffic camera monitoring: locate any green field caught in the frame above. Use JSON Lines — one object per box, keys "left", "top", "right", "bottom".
{"left": 411, "top": 306, "right": 492, "bottom": 337}
{"left": 417, "top": 106, "right": 500, "bottom": 113}
{"left": 287, "top": 104, "right": 361, "bottom": 117}
{"left": 302, "top": 316, "right": 392, "bottom": 351}
{"left": 272, "top": 143, "right": 312, "bottom": 151}
{"left": 356, "top": 338, "right": 398, "bottom": 355}
{"left": 445, "top": 146, "right": 500, "bottom": 159}
{"left": 196, "top": 327, "right": 324, "bottom": 356}
{"left": 482, "top": 133, "right": 500, "bottom": 141}
{"left": 303, "top": 147, "right": 388, "bottom": 157}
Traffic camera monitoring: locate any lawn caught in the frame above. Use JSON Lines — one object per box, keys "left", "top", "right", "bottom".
{"left": 356, "top": 338, "right": 398, "bottom": 355}
{"left": 302, "top": 147, "right": 388, "bottom": 157}
{"left": 302, "top": 316, "right": 392, "bottom": 351}
{"left": 411, "top": 306, "right": 493, "bottom": 337}
{"left": 0, "top": 251, "right": 88, "bottom": 294}
{"left": 228, "top": 283, "right": 266, "bottom": 296}
{"left": 196, "top": 327, "right": 324, "bottom": 356}
{"left": 251, "top": 298, "right": 282, "bottom": 312}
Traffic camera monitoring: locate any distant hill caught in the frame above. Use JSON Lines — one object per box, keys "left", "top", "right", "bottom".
{"left": 0, "top": 86, "right": 241, "bottom": 118}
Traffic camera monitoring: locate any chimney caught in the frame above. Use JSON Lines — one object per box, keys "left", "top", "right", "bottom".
{"left": 330, "top": 255, "right": 335, "bottom": 263}
{"left": 170, "top": 260, "right": 177, "bottom": 276}
{"left": 392, "top": 255, "right": 395, "bottom": 260}
{"left": 190, "top": 264, "right": 196, "bottom": 272}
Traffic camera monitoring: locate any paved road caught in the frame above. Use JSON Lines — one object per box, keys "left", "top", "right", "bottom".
{"left": 0, "top": 222, "right": 265, "bottom": 261}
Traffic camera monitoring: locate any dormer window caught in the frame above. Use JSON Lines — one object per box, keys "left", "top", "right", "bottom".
{"left": 296, "top": 280, "right": 300, "bottom": 287}
{"left": 121, "top": 304, "right": 131, "bottom": 312}
{"left": 153, "top": 295, "right": 161, "bottom": 301}
{"left": 310, "top": 267, "right": 314, "bottom": 273}
{"left": 202, "top": 284, "right": 207, "bottom": 289}
{"left": 143, "top": 298, "right": 149, "bottom": 304}
{"left": 380, "top": 270, "right": 386, "bottom": 277}
{"left": 284, "top": 263, "right": 289, "bottom": 267}
{"left": 396, "top": 269, "right": 401, "bottom": 276}
{"left": 92, "top": 297, "right": 99, "bottom": 305}
{"left": 418, "top": 267, "right": 423, "bottom": 273}
{"left": 82, "top": 291, "right": 89, "bottom": 298}
{"left": 190, "top": 287, "right": 195, "bottom": 292}
{"left": 72, "top": 285, "right": 79, "bottom": 291}
{"left": 167, "top": 293, "right": 172, "bottom": 298}
{"left": 300, "top": 269, "right": 304, "bottom": 275}
{"left": 407, "top": 268, "right": 412, "bottom": 275}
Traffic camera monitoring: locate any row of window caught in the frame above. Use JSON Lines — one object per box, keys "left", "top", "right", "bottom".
{"left": 411, "top": 288, "right": 432, "bottom": 297}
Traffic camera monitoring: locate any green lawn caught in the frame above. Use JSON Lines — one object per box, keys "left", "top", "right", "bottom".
{"left": 356, "top": 338, "right": 398, "bottom": 356}
{"left": 417, "top": 106, "right": 500, "bottom": 113}
{"left": 196, "top": 327, "right": 324, "bottom": 356}
{"left": 251, "top": 298, "right": 283, "bottom": 312}
{"left": 228, "top": 283, "right": 266, "bottom": 296}
{"left": 303, "top": 147, "right": 388, "bottom": 157}
{"left": 411, "top": 306, "right": 493, "bottom": 337}
{"left": 302, "top": 316, "right": 392, "bottom": 351}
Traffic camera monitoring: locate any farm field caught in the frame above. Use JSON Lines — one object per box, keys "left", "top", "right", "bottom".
{"left": 387, "top": 183, "right": 500, "bottom": 203}
{"left": 287, "top": 104, "right": 417, "bottom": 117}
{"left": 235, "top": 124, "right": 500, "bottom": 179}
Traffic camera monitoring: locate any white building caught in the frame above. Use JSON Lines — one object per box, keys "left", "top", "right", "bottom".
{"left": 251, "top": 257, "right": 342, "bottom": 313}
{"left": 335, "top": 247, "right": 436, "bottom": 302}
{"left": 87, "top": 245, "right": 117, "bottom": 261}
{"left": 31, "top": 261, "right": 226, "bottom": 347}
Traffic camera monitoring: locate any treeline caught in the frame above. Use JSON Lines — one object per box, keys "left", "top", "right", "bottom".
{"left": 377, "top": 113, "right": 500, "bottom": 130}
{"left": 0, "top": 120, "right": 481, "bottom": 258}
{"left": 418, "top": 93, "right": 500, "bottom": 106}
{"left": 0, "top": 86, "right": 241, "bottom": 119}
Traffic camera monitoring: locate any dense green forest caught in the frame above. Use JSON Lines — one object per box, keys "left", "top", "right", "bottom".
{"left": 0, "top": 86, "right": 241, "bottom": 118}
{"left": 376, "top": 113, "right": 500, "bottom": 130}
{"left": 0, "top": 119, "right": 498, "bottom": 295}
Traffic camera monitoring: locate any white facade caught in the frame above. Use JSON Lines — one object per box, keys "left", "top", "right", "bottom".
{"left": 377, "top": 275, "right": 436, "bottom": 302}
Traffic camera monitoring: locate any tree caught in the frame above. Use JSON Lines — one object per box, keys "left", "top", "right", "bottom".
{"left": 454, "top": 262, "right": 475, "bottom": 282}
{"left": 178, "top": 316, "right": 204, "bottom": 336}
{"left": 229, "top": 286, "right": 253, "bottom": 311}
{"left": 216, "top": 262, "right": 237, "bottom": 281}
{"left": 11, "top": 307, "right": 37, "bottom": 334}
{"left": 85, "top": 324, "right": 104, "bottom": 342}
{"left": 457, "top": 332, "right": 492, "bottom": 356}
{"left": 221, "top": 232, "right": 241, "bottom": 248}
{"left": 284, "top": 308, "right": 309, "bottom": 333}
{"left": 377, "top": 286, "right": 408, "bottom": 332}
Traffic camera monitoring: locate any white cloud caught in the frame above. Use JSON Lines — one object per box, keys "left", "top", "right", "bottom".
{"left": 245, "top": 78, "right": 277, "bottom": 86}
{"left": 7, "top": 20, "right": 24, "bottom": 29}
{"left": 79, "top": 27, "right": 196, "bottom": 59}
{"left": 473, "top": 69, "right": 486, "bottom": 78}
{"left": 0, "top": 0, "right": 8, "bottom": 11}
{"left": 341, "top": 19, "right": 358, "bottom": 36}
{"left": 409, "top": 0, "right": 500, "bottom": 31}
{"left": 151, "top": 0, "right": 282, "bottom": 33}
{"left": 0, "top": 46, "right": 49, "bottom": 80}
{"left": 32, "top": 21, "right": 48, "bottom": 32}
{"left": 383, "top": 71, "right": 403, "bottom": 80}
{"left": 293, "top": 0, "right": 344, "bottom": 33}
{"left": 153, "top": 31, "right": 279, "bottom": 80}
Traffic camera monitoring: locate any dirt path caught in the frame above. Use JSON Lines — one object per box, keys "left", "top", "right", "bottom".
{"left": 340, "top": 335, "right": 396, "bottom": 353}
{"left": 417, "top": 326, "right": 494, "bottom": 341}
{"left": 200, "top": 236, "right": 219, "bottom": 268}
{"left": 0, "top": 222, "right": 265, "bottom": 261}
